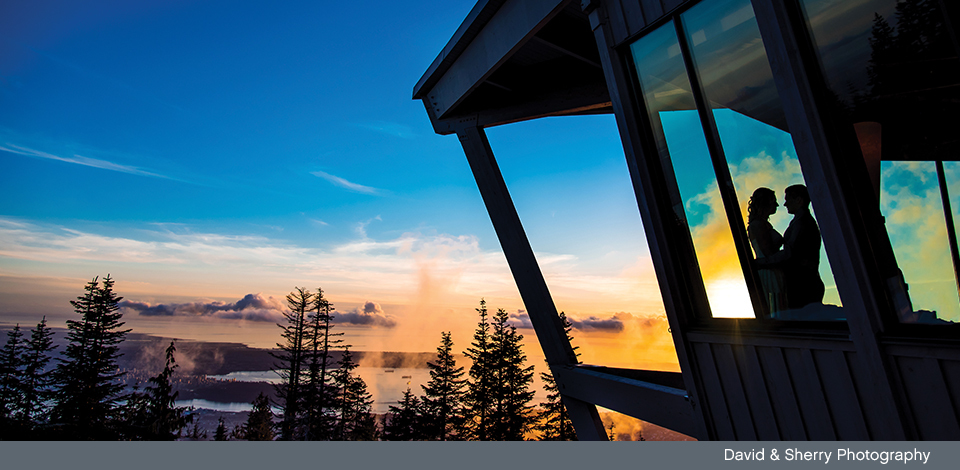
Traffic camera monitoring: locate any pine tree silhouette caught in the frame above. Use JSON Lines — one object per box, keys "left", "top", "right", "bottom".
{"left": 487, "top": 308, "right": 535, "bottom": 440}
{"left": 384, "top": 387, "right": 423, "bottom": 440}
{"left": 420, "top": 331, "right": 466, "bottom": 440}
{"left": 0, "top": 325, "right": 25, "bottom": 438}
{"left": 214, "top": 416, "right": 229, "bottom": 441}
{"left": 536, "top": 311, "right": 578, "bottom": 440}
{"left": 273, "top": 287, "right": 314, "bottom": 440}
{"left": 464, "top": 299, "right": 495, "bottom": 440}
{"left": 332, "top": 347, "right": 375, "bottom": 440}
{"left": 302, "top": 287, "right": 342, "bottom": 440}
{"left": 51, "top": 275, "right": 130, "bottom": 439}
{"left": 138, "top": 342, "right": 193, "bottom": 440}
{"left": 17, "top": 317, "right": 57, "bottom": 434}
{"left": 243, "top": 392, "right": 275, "bottom": 440}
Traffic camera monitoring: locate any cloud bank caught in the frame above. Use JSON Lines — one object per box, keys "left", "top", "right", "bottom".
{"left": 332, "top": 301, "right": 396, "bottom": 327}
{"left": 120, "top": 293, "right": 286, "bottom": 322}
{"left": 506, "top": 311, "right": 657, "bottom": 333}
{"left": 120, "top": 294, "right": 397, "bottom": 328}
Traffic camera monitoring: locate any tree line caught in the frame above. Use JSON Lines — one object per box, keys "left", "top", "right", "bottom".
{"left": 0, "top": 275, "right": 194, "bottom": 440}
{"left": 269, "top": 293, "right": 578, "bottom": 441}
{"left": 378, "top": 300, "right": 578, "bottom": 441}
{"left": 0, "top": 276, "right": 580, "bottom": 440}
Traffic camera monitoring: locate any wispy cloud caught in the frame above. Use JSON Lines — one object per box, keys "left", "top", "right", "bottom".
{"left": 354, "top": 215, "right": 382, "bottom": 239}
{"left": 0, "top": 217, "right": 668, "bottom": 327}
{"left": 0, "top": 143, "right": 170, "bottom": 179}
{"left": 355, "top": 121, "right": 416, "bottom": 140}
{"left": 311, "top": 170, "right": 381, "bottom": 195}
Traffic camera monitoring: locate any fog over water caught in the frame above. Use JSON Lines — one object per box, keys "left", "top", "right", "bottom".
{"left": 181, "top": 366, "right": 548, "bottom": 414}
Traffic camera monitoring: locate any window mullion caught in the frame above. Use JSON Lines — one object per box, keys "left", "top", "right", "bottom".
{"left": 673, "top": 17, "right": 768, "bottom": 321}
{"left": 936, "top": 160, "right": 960, "bottom": 301}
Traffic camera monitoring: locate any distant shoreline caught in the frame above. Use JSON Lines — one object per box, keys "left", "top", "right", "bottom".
{"left": 0, "top": 325, "right": 443, "bottom": 375}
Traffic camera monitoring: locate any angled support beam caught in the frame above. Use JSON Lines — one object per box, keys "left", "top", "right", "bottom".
{"left": 553, "top": 366, "right": 698, "bottom": 438}
{"left": 455, "top": 121, "right": 607, "bottom": 440}
{"left": 585, "top": 1, "right": 713, "bottom": 441}
{"left": 751, "top": 0, "right": 907, "bottom": 439}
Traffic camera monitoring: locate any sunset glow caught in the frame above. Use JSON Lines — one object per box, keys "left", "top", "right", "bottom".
{"left": 0, "top": 1, "right": 679, "bottom": 373}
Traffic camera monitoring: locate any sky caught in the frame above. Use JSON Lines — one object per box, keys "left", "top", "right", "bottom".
{"left": 0, "top": 0, "right": 677, "bottom": 370}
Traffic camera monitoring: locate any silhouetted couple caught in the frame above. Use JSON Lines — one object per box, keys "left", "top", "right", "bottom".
{"left": 747, "top": 185, "right": 825, "bottom": 317}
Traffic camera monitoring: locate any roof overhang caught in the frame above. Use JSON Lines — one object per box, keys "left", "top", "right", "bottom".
{"left": 413, "top": 0, "right": 611, "bottom": 135}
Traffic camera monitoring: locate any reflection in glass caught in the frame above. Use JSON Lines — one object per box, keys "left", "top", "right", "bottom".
{"left": 681, "top": 0, "right": 843, "bottom": 319}
{"left": 630, "top": 23, "right": 754, "bottom": 318}
{"left": 681, "top": 0, "right": 787, "bottom": 130}
{"left": 945, "top": 162, "right": 960, "bottom": 260}
{"left": 801, "top": 0, "right": 959, "bottom": 160}
{"left": 881, "top": 162, "right": 960, "bottom": 323}
{"left": 801, "top": 0, "right": 960, "bottom": 324}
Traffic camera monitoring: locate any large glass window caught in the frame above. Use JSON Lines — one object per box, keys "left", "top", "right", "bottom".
{"left": 630, "top": 22, "right": 755, "bottom": 319}
{"left": 629, "top": 0, "right": 845, "bottom": 321}
{"left": 881, "top": 161, "right": 960, "bottom": 323}
{"left": 683, "top": 0, "right": 843, "bottom": 320}
{"left": 800, "top": 0, "right": 960, "bottom": 324}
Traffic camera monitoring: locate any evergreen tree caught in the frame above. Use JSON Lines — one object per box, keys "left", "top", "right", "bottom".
{"left": 383, "top": 387, "right": 423, "bottom": 441}
{"left": 463, "top": 299, "right": 495, "bottom": 440}
{"left": 0, "top": 325, "right": 25, "bottom": 437}
{"left": 139, "top": 342, "right": 193, "bottom": 440}
{"left": 214, "top": 416, "right": 229, "bottom": 441}
{"left": 487, "top": 308, "right": 536, "bottom": 440}
{"left": 302, "top": 287, "right": 342, "bottom": 440}
{"left": 243, "top": 392, "right": 275, "bottom": 440}
{"left": 184, "top": 420, "right": 208, "bottom": 441}
{"left": 536, "top": 312, "right": 578, "bottom": 441}
{"left": 347, "top": 381, "right": 378, "bottom": 441}
{"left": 51, "top": 275, "right": 130, "bottom": 439}
{"left": 17, "top": 317, "right": 57, "bottom": 431}
{"left": 230, "top": 424, "right": 245, "bottom": 440}
{"left": 272, "top": 287, "right": 314, "bottom": 440}
{"left": 420, "top": 331, "right": 466, "bottom": 440}
{"left": 332, "top": 347, "right": 375, "bottom": 440}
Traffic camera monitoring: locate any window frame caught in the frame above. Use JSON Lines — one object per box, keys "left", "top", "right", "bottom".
{"left": 619, "top": 0, "right": 851, "bottom": 331}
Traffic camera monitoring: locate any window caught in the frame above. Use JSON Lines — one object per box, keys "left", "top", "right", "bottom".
{"left": 629, "top": 0, "right": 845, "bottom": 321}
{"left": 799, "top": 0, "right": 960, "bottom": 324}
{"left": 631, "top": 21, "right": 755, "bottom": 319}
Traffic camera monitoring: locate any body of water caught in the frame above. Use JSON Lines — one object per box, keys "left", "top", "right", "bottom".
{"left": 182, "top": 367, "right": 432, "bottom": 414}
{"left": 181, "top": 366, "right": 549, "bottom": 414}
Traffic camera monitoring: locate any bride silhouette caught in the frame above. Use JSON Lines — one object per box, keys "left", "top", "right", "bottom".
{"left": 747, "top": 187, "right": 787, "bottom": 317}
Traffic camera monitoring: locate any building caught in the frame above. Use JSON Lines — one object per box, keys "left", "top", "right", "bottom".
{"left": 414, "top": 0, "right": 960, "bottom": 440}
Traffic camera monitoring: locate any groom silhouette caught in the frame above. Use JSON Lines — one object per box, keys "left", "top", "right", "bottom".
{"left": 758, "top": 184, "right": 825, "bottom": 310}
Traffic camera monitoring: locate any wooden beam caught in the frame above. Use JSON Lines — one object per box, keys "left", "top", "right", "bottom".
{"left": 553, "top": 365, "right": 699, "bottom": 438}
{"left": 426, "top": 0, "right": 571, "bottom": 119}
{"left": 454, "top": 122, "right": 607, "bottom": 440}
{"left": 425, "top": 81, "right": 610, "bottom": 135}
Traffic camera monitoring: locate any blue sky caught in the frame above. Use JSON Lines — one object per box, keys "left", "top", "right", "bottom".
{"left": 0, "top": 0, "right": 673, "bottom": 367}
{"left": 2, "top": 0, "right": 483, "bottom": 244}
